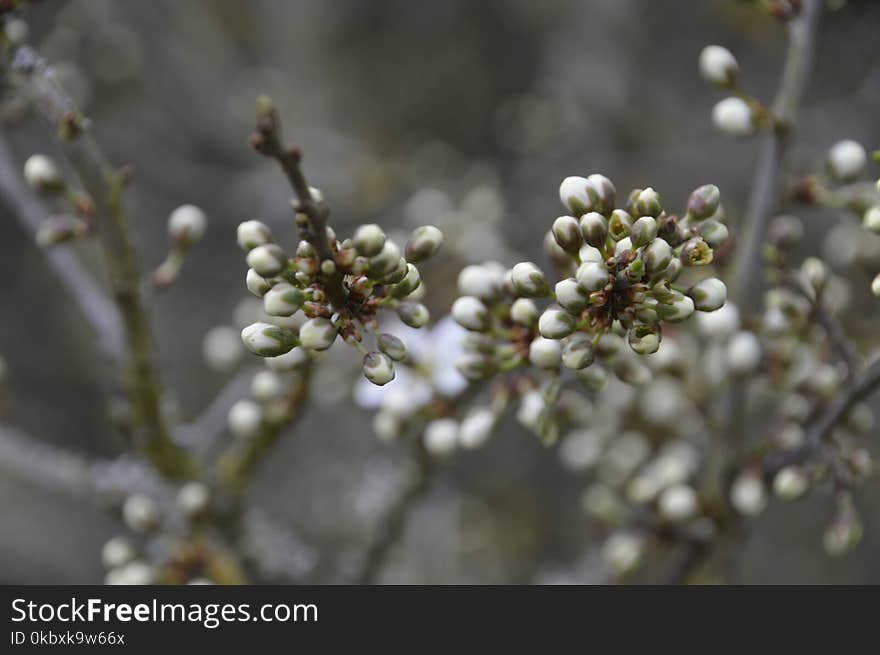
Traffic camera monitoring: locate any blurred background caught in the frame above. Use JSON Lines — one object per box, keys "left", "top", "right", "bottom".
{"left": 1, "top": 0, "right": 879, "bottom": 583}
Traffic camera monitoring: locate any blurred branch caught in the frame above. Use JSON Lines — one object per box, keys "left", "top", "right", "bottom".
{"left": 0, "top": 135, "right": 125, "bottom": 364}
{"left": 248, "top": 96, "right": 347, "bottom": 310}
{"left": 733, "top": 0, "right": 822, "bottom": 315}
{"left": 355, "top": 439, "right": 435, "bottom": 584}
{"left": 9, "top": 46, "right": 195, "bottom": 479}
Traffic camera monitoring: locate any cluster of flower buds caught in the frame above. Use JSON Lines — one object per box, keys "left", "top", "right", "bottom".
{"left": 449, "top": 174, "right": 729, "bottom": 409}
{"left": 698, "top": 45, "right": 766, "bottom": 137}
{"left": 237, "top": 213, "right": 443, "bottom": 386}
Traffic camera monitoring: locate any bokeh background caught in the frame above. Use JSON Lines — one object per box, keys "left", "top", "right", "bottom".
{"left": 1, "top": 0, "right": 879, "bottom": 583}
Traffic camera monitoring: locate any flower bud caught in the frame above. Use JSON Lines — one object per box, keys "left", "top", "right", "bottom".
{"left": 576, "top": 261, "right": 609, "bottom": 293}
{"left": 823, "top": 513, "right": 863, "bottom": 557}
{"left": 635, "top": 188, "right": 662, "bottom": 218}
{"left": 579, "top": 211, "right": 608, "bottom": 248}
{"left": 614, "top": 236, "right": 633, "bottom": 256}
{"left": 377, "top": 333, "right": 408, "bottom": 361}
{"left": 727, "top": 331, "right": 761, "bottom": 374}
{"left": 538, "top": 308, "right": 577, "bottom": 339}
{"left": 251, "top": 370, "right": 285, "bottom": 400}
{"left": 263, "top": 282, "right": 305, "bottom": 317}
{"left": 577, "top": 363, "right": 608, "bottom": 390}
{"left": 510, "top": 298, "right": 539, "bottom": 326}
{"left": 730, "top": 471, "right": 767, "bottom": 517}
{"left": 686, "top": 184, "right": 721, "bottom": 221}
{"left": 579, "top": 244, "right": 604, "bottom": 264}
{"left": 773, "top": 466, "right": 808, "bottom": 500}
{"left": 246, "top": 243, "right": 287, "bottom": 277}
{"left": 390, "top": 263, "right": 421, "bottom": 298}
{"left": 712, "top": 97, "right": 754, "bottom": 137}
{"left": 587, "top": 173, "right": 616, "bottom": 214}
{"left": 452, "top": 296, "right": 490, "bottom": 332}
{"left": 424, "top": 418, "right": 458, "bottom": 457}
{"left": 563, "top": 334, "right": 594, "bottom": 370}
{"left": 628, "top": 324, "right": 661, "bottom": 355}
{"left": 690, "top": 277, "right": 727, "bottom": 312}
{"left": 529, "top": 337, "right": 562, "bottom": 368}
{"left": 559, "top": 176, "right": 599, "bottom": 215}
{"left": 405, "top": 225, "right": 443, "bottom": 262}
{"left": 679, "top": 237, "right": 713, "bottom": 266}
{"left": 102, "top": 537, "right": 135, "bottom": 569}
{"left": 362, "top": 351, "right": 395, "bottom": 386}
{"left": 299, "top": 317, "right": 337, "bottom": 351}
{"left": 455, "top": 353, "right": 495, "bottom": 380}
{"left": 246, "top": 268, "right": 271, "bottom": 297}
{"left": 658, "top": 484, "right": 698, "bottom": 522}
{"left": 265, "top": 346, "right": 309, "bottom": 372}
{"left": 551, "top": 215, "right": 583, "bottom": 253}
{"left": 241, "top": 322, "right": 298, "bottom": 356}
{"left": 368, "top": 240, "right": 402, "bottom": 278}
{"left": 608, "top": 209, "right": 633, "bottom": 241}
{"left": 458, "top": 408, "right": 494, "bottom": 449}
{"left": 862, "top": 206, "right": 880, "bottom": 235}
{"left": 602, "top": 532, "right": 643, "bottom": 575}
{"left": 555, "top": 278, "right": 589, "bottom": 313}
{"left": 177, "top": 481, "right": 209, "bottom": 519}
{"left": 380, "top": 257, "right": 409, "bottom": 285}
{"left": 642, "top": 238, "right": 672, "bottom": 273}
{"left": 203, "top": 325, "right": 243, "bottom": 372}
{"left": 35, "top": 214, "right": 90, "bottom": 247}
{"left": 457, "top": 264, "right": 502, "bottom": 300}
{"left": 23, "top": 154, "right": 64, "bottom": 192}
{"left": 353, "top": 223, "right": 386, "bottom": 256}
{"left": 237, "top": 220, "right": 273, "bottom": 251}
{"left": 800, "top": 256, "right": 828, "bottom": 294}
{"left": 228, "top": 399, "right": 262, "bottom": 439}
{"left": 827, "top": 139, "right": 867, "bottom": 181}
{"left": 511, "top": 261, "right": 550, "bottom": 297}
{"left": 697, "top": 220, "right": 729, "bottom": 249}
{"left": 872, "top": 272, "right": 880, "bottom": 298}
{"left": 698, "top": 45, "right": 738, "bottom": 86}
{"left": 631, "top": 216, "right": 658, "bottom": 248}
{"left": 768, "top": 214, "right": 804, "bottom": 248}
{"left": 397, "top": 301, "right": 430, "bottom": 328}
{"left": 657, "top": 294, "right": 695, "bottom": 323}
{"left": 122, "top": 494, "right": 159, "bottom": 533}
{"left": 168, "top": 204, "right": 207, "bottom": 243}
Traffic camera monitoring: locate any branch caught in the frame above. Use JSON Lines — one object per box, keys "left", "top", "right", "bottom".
{"left": 248, "top": 95, "right": 347, "bottom": 310}
{"left": 0, "top": 135, "right": 125, "bottom": 364}
{"left": 733, "top": 0, "right": 822, "bottom": 315}
{"left": 355, "top": 439, "right": 435, "bottom": 584}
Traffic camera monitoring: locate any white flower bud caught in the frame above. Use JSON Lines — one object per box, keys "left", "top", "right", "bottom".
{"left": 228, "top": 399, "right": 262, "bottom": 439}
{"left": 458, "top": 264, "right": 501, "bottom": 300}
{"left": 631, "top": 216, "right": 658, "bottom": 248}
{"left": 800, "top": 256, "right": 828, "bottom": 294}
{"left": 529, "top": 337, "right": 562, "bottom": 368}
{"left": 730, "top": 472, "right": 767, "bottom": 517}
{"left": 827, "top": 139, "right": 867, "bottom": 181}
{"left": 263, "top": 282, "right": 304, "bottom": 317}
{"left": 353, "top": 223, "right": 386, "bottom": 257}
{"left": 510, "top": 298, "right": 539, "bottom": 326}
{"left": 377, "top": 333, "right": 408, "bottom": 361}
{"left": 202, "top": 325, "right": 243, "bottom": 372}
{"left": 455, "top": 353, "right": 495, "bottom": 380}
{"left": 579, "top": 212, "right": 608, "bottom": 248}
{"left": 587, "top": 173, "right": 616, "bottom": 214}
{"left": 773, "top": 466, "right": 808, "bottom": 500}
{"left": 101, "top": 537, "right": 136, "bottom": 569}
{"left": 555, "top": 278, "right": 589, "bottom": 313}
{"left": 452, "top": 296, "right": 490, "bottom": 332}
{"left": 698, "top": 45, "right": 738, "bottom": 86}
{"left": 635, "top": 188, "right": 663, "bottom": 218}
{"left": 658, "top": 484, "right": 698, "bottom": 522}
{"left": 299, "top": 317, "right": 337, "bottom": 351}
{"left": 687, "top": 184, "right": 722, "bottom": 221}
{"left": 712, "top": 97, "right": 754, "bottom": 137}
{"left": 862, "top": 206, "right": 880, "bottom": 234}
{"left": 237, "top": 220, "right": 273, "bottom": 251}
{"left": 614, "top": 236, "right": 633, "bottom": 256}
{"left": 397, "top": 301, "right": 430, "bottom": 328}
{"left": 369, "top": 240, "right": 401, "bottom": 277}
{"left": 552, "top": 215, "right": 583, "bottom": 253}
{"left": 246, "top": 243, "right": 287, "bottom": 277}
{"left": 4, "top": 18, "right": 28, "bottom": 44}
{"left": 559, "top": 176, "right": 598, "bottom": 215}
{"left": 458, "top": 408, "right": 494, "bottom": 449}
{"left": 246, "top": 268, "right": 272, "bottom": 297}
{"left": 563, "top": 334, "right": 594, "bottom": 370}
{"left": 265, "top": 346, "right": 309, "bottom": 372}
{"left": 390, "top": 264, "right": 421, "bottom": 298}
{"left": 690, "top": 277, "right": 727, "bottom": 312}
{"left": 241, "top": 321, "right": 297, "bottom": 357}
{"left": 251, "top": 370, "right": 285, "bottom": 400}
{"left": 643, "top": 238, "right": 672, "bottom": 273}
{"left": 167, "top": 204, "right": 207, "bottom": 243}
{"left": 628, "top": 324, "right": 661, "bottom": 355}
{"left": 177, "top": 481, "right": 209, "bottom": 518}
{"left": 658, "top": 294, "right": 695, "bottom": 323}
{"left": 538, "top": 308, "right": 577, "bottom": 339}
{"left": 559, "top": 429, "right": 602, "bottom": 471}
{"left": 602, "top": 532, "right": 643, "bottom": 575}
{"left": 362, "top": 351, "right": 395, "bottom": 386}
{"left": 511, "top": 261, "right": 549, "bottom": 297}
{"left": 122, "top": 494, "right": 159, "bottom": 533}
{"left": 373, "top": 410, "right": 400, "bottom": 443}
{"left": 405, "top": 225, "right": 444, "bottom": 262}
{"left": 23, "top": 154, "right": 63, "bottom": 192}
{"left": 424, "top": 418, "right": 458, "bottom": 457}
{"left": 727, "top": 331, "right": 761, "bottom": 374}
{"left": 575, "top": 261, "right": 609, "bottom": 293}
